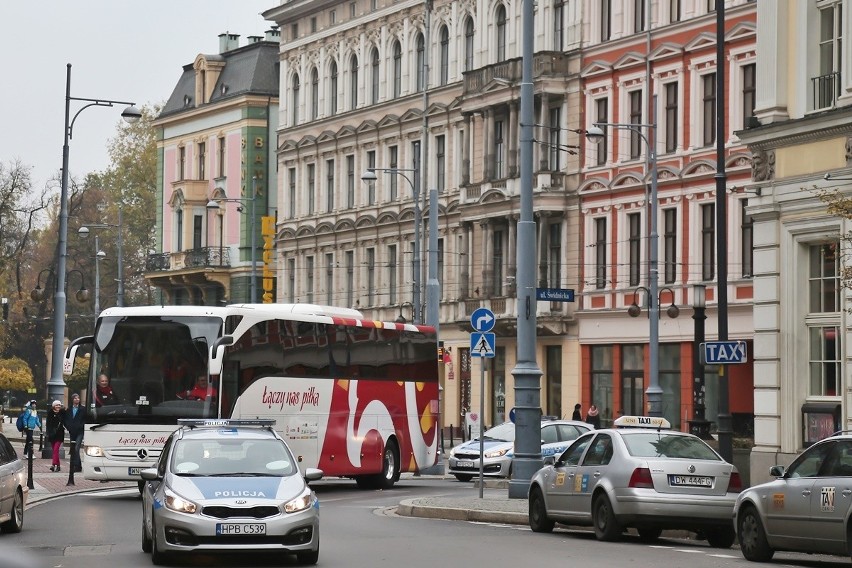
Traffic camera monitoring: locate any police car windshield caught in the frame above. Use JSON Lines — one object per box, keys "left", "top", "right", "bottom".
{"left": 172, "top": 438, "right": 296, "bottom": 477}
{"left": 622, "top": 433, "right": 721, "bottom": 460}
{"left": 481, "top": 422, "right": 515, "bottom": 442}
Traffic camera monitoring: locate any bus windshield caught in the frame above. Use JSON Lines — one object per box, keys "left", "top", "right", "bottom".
{"left": 88, "top": 315, "right": 223, "bottom": 425}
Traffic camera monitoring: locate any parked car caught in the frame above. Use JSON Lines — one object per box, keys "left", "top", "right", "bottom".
{"left": 734, "top": 433, "right": 852, "bottom": 562}
{"left": 0, "top": 432, "right": 26, "bottom": 533}
{"left": 141, "top": 419, "right": 322, "bottom": 565}
{"left": 528, "top": 416, "right": 742, "bottom": 547}
{"left": 448, "top": 419, "right": 591, "bottom": 482}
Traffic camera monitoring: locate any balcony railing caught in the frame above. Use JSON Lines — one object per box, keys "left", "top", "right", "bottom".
{"left": 463, "top": 52, "right": 573, "bottom": 95}
{"left": 145, "top": 248, "right": 231, "bottom": 272}
{"left": 812, "top": 71, "right": 841, "bottom": 110}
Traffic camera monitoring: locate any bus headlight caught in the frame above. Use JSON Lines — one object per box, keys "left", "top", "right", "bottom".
{"left": 164, "top": 488, "right": 197, "bottom": 514}
{"left": 85, "top": 446, "right": 104, "bottom": 457}
{"left": 283, "top": 491, "right": 313, "bottom": 513}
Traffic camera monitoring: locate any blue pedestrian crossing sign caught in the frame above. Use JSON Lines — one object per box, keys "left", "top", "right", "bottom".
{"left": 471, "top": 308, "right": 495, "bottom": 332}
{"left": 471, "top": 332, "right": 496, "bottom": 358}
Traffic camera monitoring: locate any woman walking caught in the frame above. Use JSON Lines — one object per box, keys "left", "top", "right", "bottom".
{"left": 46, "top": 401, "right": 66, "bottom": 472}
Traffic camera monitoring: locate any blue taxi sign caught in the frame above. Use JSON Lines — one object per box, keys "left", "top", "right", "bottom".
{"left": 470, "top": 308, "right": 495, "bottom": 332}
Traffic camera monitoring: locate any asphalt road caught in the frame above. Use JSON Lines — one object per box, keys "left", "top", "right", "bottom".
{"left": 4, "top": 478, "right": 852, "bottom": 568}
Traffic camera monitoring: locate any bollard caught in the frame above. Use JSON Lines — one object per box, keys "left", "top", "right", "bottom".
{"left": 26, "top": 446, "right": 34, "bottom": 490}
{"left": 66, "top": 441, "right": 75, "bottom": 486}
{"left": 38, "top": 431, "right": 43, "bottom": 451}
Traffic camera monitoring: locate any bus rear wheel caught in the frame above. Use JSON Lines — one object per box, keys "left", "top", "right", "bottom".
{"left": 355, "top": 440, "right": 400, "bottom": 489}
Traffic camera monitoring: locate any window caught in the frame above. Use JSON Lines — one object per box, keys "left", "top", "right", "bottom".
{"left": 349, "top": 55, "right": 359, "bottom": 110}
{"left": 176, "top": 209, "right": 184, "bottom": 250}
{"left": 440, "top": 26, "right": 449, "bottom": 85}
{"left": 346, "top": 155, "right": 355, "bottom": 208}
{"left": 549, "top": 107, "right": 561, "bottom": 171}
{"left": 622, "top": 345, "right": 644, "bottom": 417}
{"left": 179, "top": 146, "right": 186, "bottom": 180}
{"left": 350, "top": 3, "right": 355, "bottom": 18}
{"left": 742, "top": 63, "right": 756, "bottom": 126}
{"left": 392, "top": 41, "right": 402, "bottom": 98}
{"left": 670, "top": 0, "right": 680, "bottom": 23}
{"left": 595, "top": 98, "right": 608, "bottom": 165}
{"left": 371, "top": 0, "right": 377, "bottom": 10}
{"left": 367, "top": 150, "right": 376, "bottom": 205}
{"left": 494, "top": 120, "right": 505, "bottom": 178}
{"left": 664, "top": 82, "right": 678, "bottom": 153}
{"left": 809, "top": 243, "right": 840, "bottom": 313}
{"left": 464, "top": 18, "right": 475, "bottom": 72}
{"left": 701, "top": 203, "right": 715, "bottom": 280}
{"left": 411, "top": 140, "right": 421, "bottom": 194}
{"left": 546, "top": 346, "right": 562, "bottom": 418}
{"left": 628, "top": 213, "right": 641, "bottom": 287}
{"left": 549, "top": 223, "right": 561, "bottom": 287}
{"left": 326, "top": 159, "right": 335, "bottom": 212}
{"left": 193, "top": 215, "right": 203, "bottom": 249}
{"left": 437, "top": 238, "right": 444, "bottom": 289}
{"left": 554, "top": 0, "right": 564, "bottom": 51}
{"left": 634, "top": 0, "right": 645, "bottom": 32}
{"left": 287, "top": 258, "right": 295, "bottom": 301}
{"left": 366, "top": 248, "right": 375, "bottom": 305}
{"left": 493, "top": 230, "right": 504, "bottom": 296}
{"left": 389, "top": 146, "right": 399, "bottom": 200}
{"left": 311, "top": 68, "right": 319, "bottom": 120}
{"left": 591, "top": 345, "right": 613, "bottom": 427}
{"left": 329, "top": 60, "right": 338, "bottom": 116}
{"left": 291, "top": 23, "right": 298, "bottom": 40}
{"left": 810, "top": 326, "right": 840, "bottom": 396}
{"left": 816, "top": 3, "right": 843, "bottom": 109}
{"left": 306, "top": 256, "right": 314, "bottom": 303}
{"left": 291, "top": 74, "right": 300, "bottom": 124}
{"left": 329, "top": 9, "right": 336, "bottom": 24}
{"left": 311, "top": 16, "right": 317, "bottom": 33}
{"left": 345, "top": 251, "right": 354, "bottom": 307}
{"left": 707, "top": 0, "right": 716, "bottom": 11}
{"left": 600, "top": 0, "right": 611, "bottom": 41}
{"left": 416, "top": 34, "right": 425, "bottom": 92}
{"left": 741, "top": 200, "right": 753, "bottom": 278}
{"left": 307, "top": 163, "right": 316, "bottom": 215}
{"left": 496, "top": 5, "right": 507, "bottom": 61}
{"left": 325, "top": 253, "right": 334, "bottom": 304}
{"left": 595, "top": 217, "right": 607, "bottom": 289}
{"left": 702, "top": 73, "right": 716, "bottom": 146}
{"left": 288, "top": 167, "right": 297, "bottom": 218}
{"left": 371, "top": 48, "right": 380, "bottom": 104}
{"left": 217, "top": 137, "right": 225, "bottom": 178}
{"left": 664, "top": 208, "right": 677, "bottom": 283}
{"left": 388, "top": 244, "right": 397, "bottom": 304}
{"left": 436, "top": 135, "right": 446, "bottom": 191}
{"left": 629, "top": 91, "right": 643, "bottom": 159}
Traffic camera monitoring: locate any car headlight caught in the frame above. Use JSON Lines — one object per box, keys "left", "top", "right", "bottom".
{"left": 284, "top": 490, "right": 314, "bottom": 514}
{"left": 84, "top": 446, "right": 104, "bottom": 457}
{"left": 164, "top": 488, "right": 197, "bottom": 514}
{"left": 484, "top": 448, "right": 509, "bottom": 459}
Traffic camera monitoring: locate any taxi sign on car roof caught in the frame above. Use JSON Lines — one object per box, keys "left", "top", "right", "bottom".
{"left": 177, "top": 418, "right": 276, "bottom": 428}
{"left": 613, "top": 415, "right": 671, "bottom": 429}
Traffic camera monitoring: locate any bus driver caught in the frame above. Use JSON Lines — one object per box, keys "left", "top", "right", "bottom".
{"left": 179, "top": 375, "right": 218, "bottom": 402}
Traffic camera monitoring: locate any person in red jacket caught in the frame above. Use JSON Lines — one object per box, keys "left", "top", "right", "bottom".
{"left": 178, "top": 375, "right": 218, "bottom": 401}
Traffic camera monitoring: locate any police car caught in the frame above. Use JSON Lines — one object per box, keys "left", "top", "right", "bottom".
{"left": 140, "top": 419, "right": 322, "bottom": 565}
{"left": 528, "top": 416, "right": 742, "bottom": 547}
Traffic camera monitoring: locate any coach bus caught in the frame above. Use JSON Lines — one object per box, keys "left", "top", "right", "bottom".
{"left": 64, "top": 303, "right": 440, "bottom": 490}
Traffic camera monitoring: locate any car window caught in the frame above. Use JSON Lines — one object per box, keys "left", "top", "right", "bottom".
{"left": 787, "top": 441, "right": 834, "bottom": 478}
{"left": 483, "top": 422, "right": 515, "bottom": 442}
{"left": 173, "top": 438, "right": 295, "bottom": 476}
{"left": 158, "top": 434, "right": 175, "bottom": 478}
{"left": 541, "top": 424, "right": 558, "bottom": 444}
{"left": 0, "top": 436, "right": 9, "bottom": 464}
{"left": 583, "top": 434, "right": 613, "bottom": 466}
{"left": 559, "top": 434, "right": 592, "bottom": 466}
{"left": 622, "top": 433, "right": 720, "bottom": 460}
{"left": 556, "top": 424, "right": 584, "bottom": 442}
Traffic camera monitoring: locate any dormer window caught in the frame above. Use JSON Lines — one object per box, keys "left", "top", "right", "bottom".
{"left": 183, "top": 95, "right": 192, "bottom": 107}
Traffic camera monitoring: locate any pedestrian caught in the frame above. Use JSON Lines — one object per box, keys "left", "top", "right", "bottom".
{"left": 46, "top": 400, "right": 66, "bottom": 472}
{"left": 64, "top": 393, "right": 85, "bottom": 473}
{"left": 586, "top": 404, "right": 601, "bottom": 429}
{"left": 21, "top": 400, "right": 42, "bottom": 458}
{"left": 571, "top": 403, "right": 582, "bottom": 421}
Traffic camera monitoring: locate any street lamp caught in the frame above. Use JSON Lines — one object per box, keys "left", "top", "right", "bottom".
{"left": 395, "top": 301, "right": 414, "bottom": 324}
{"left": 93, "top": 244, "right": 107, "bottom": 316}
{"left": 79, "top": 206, "right": 124, "bottom": 308}
{"left": 361, "top": 167, "right": 422, "bottom": 324}
{"left": 48, "top": 63, "right": 140, "bottom": 406}
{"left": 32, "top": 269, "right": 90, "bottom": 304}
{"left": 689, "top": 283, "right": 712, "bottom": 439}
{"left": 586, "top": 107, "right": 662, "bottom": 417}
{"left": 205, "top": 175, "right": 259, "bottom": 303}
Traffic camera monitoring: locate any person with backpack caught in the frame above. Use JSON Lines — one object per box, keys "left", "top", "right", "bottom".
{"left": 20, "top": 400, "right": 42, "bottom": 458}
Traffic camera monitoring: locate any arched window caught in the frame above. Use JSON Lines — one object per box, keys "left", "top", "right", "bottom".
{"left": 496, "top": 5, "right": 507, "bottom": 61}
{"left": 349, "top": 54, "right": 359, "bottom": 110}
{"left": 329, "top": 60, "right": 338, "bottom": 116}
{"left": 310, "top": 67, "right": 319, "bottom": 120}
{"left": 416, "top": 33, "right": 425, "bottom": 92}
{"left": 464, "top": 17, "right": 475, "bottom": 71}
{"left": 439, "top": 25, "right": 449, "bottom": 85}
{"left": 392, "top": 40, "right": 402, "bottom": 98}
{"left": 371, "top": 48, "right": 380, "bottom": 104}
{"left": 291, "top": 74, "right": 300, "bottom": 124}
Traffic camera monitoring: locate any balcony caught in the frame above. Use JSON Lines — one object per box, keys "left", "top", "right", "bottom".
{"left": 145, "top": 248, "right": 231, "bottom": 273}
{"left": 812, "top": 71, "right": 841, "bottom": 110}
{"left": 463, "top": 52, "right": 574, "bottom": 95}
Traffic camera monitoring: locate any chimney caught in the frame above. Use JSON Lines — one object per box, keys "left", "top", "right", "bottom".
{"left": 265, "top": 26, "right": 281, "bottom": 42}
{"left": 218, "top": 32, "right": 240, "bottom": 53}
{"left": 248, "top": 35, "right": 263, "bottom": 44}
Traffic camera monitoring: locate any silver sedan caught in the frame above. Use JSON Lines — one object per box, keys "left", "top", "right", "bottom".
{"left": 528, "top": 416, "right": 741, "bottom": 547}
{"left": 0, "top": 433, "right": 26, "bottom": 534}
{"left": 734, "top": 433, "right": 852, "bottom": 562}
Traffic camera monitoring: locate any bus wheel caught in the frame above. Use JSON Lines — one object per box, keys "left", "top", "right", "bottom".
{"left": 376, "top": 440, "right": 400, "bottom": 489}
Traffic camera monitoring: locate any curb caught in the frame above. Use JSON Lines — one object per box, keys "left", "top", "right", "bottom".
{"left": 396, "top": 498, "right": 528, "bottom": 525}
{"left": 27, "top": 482, "right": 137, "bottom": 507}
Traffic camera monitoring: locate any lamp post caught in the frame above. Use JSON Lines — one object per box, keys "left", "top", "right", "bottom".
{"left": 79, "top": 207, "right": 124, "bottom": 308}
{"left": 395, "top": 301, "right": 414, "bottom": 323}
{"left": 587, "top": 107, "right": 661, "bottom": 416}
{"left": 49, "top": 63, "right": 140, "bottom": 406}
{"left": 205, "top": 176, "right": 258, "bottom": 303}
{"left": 361, "top": 167, "right": 422, "bottom": 324}
{"left": 689, "top": 283, "right": 711, "bottom": 439}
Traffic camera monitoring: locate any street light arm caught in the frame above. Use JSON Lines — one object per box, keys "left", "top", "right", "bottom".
{"left": 68, "top": 98, "right": 140, "bottom": 139}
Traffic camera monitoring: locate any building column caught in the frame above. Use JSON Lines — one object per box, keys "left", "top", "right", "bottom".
{"left": 483, "top": 109, "right": 493, "bottom": 181}
{"left": 508, "top": 102, "right": 519, "bottom": 177}
{"left": 537, "top": 211, "right": 549, "bottom": 287}
{"left": 753, "top": 0, "right": 789, "bottom": 123}
{"left": 507, "top": 214, "right": 517, "bottom": 295}
{"left": 462, "top": 113, "right": 471, "bottom": 185}
{"left": 539, "top": 92, "right": 550, "bottom": 171}
{"left": 460, "top": 222, "right": 471, "bottom": 298}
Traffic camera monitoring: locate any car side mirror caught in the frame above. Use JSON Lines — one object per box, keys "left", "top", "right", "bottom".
{"left": 140, "top": 467, "right": 161, "bottom": 481}
{"left": 769, "top": 465, "right": 786, "bottom": 478}
{"left": 304, "top": 468, "right": 324, "bottom": 482}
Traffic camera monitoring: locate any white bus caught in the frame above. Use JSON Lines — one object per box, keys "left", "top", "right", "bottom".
{"left": 65, "top": 303, "right": 440, "bottom": 490}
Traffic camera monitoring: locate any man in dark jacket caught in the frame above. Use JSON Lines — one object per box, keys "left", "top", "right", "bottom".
{"left": 63, "top": 393, "right": 85, "bottom": 473}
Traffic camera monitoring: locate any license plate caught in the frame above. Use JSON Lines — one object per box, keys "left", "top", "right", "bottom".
{"left": 216, "top": 523, "right": 266, "bottom": 535}
{"left": 457, "top": 460, "right": 474, "bottom": 468}
{"left": 669, "top": 475, "right": 712, "bottom": 487}
{"left": 128, "top": 467, "right": 143, "bottom": 476}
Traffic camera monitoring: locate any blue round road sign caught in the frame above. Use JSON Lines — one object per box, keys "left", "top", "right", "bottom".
{"left": 470, "top": 307, "right": 495, "bottom": 332}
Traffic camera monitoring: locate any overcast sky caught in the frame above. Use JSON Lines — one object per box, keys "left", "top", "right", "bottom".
{"left": 1, "top": 1, "right": 274, "bottom": 191}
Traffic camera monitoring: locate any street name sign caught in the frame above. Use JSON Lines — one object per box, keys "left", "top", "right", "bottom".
{"left": 536, "top": 288, "right": 575, "bottom": 302}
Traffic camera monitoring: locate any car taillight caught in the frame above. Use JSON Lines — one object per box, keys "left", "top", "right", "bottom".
{"left": 628, "top": 467, "right": 654, "bottom": 489}
{"left": 727, "top": 472, "right": 743, "bottom": 493}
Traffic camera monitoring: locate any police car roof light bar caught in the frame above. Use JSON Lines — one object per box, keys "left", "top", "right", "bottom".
{"left": 178, "top": 418, "right": 277, "bottom": 428}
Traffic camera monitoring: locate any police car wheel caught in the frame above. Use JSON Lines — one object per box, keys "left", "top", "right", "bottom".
{"left": 295, "top": 536, "right": 319, "bottom": 565}
{"left": 142, "top": 516, "right": 152, "bottom": 553}
{"left": 151, "top": 516, "right": 169, "bottom": 565}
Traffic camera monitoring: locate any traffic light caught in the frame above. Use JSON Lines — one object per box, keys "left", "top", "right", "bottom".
{"left": 1, "top": 298, "right": 7, "bottom": 320}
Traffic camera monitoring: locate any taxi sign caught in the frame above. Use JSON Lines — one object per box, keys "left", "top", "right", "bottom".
{"left": 613, "top": 415, "right": 671, "bottom": 429}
